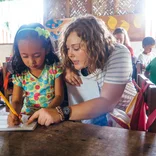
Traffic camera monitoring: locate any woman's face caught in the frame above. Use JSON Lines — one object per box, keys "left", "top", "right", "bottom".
{"left": 114, "top": 33, "right": 124, "bottom": 44}
{"left": 66, "top": 32, "right": 88, "bottom": 70}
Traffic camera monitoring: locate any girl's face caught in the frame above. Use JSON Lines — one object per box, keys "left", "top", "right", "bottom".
{"left": 18, "top": 39, "right": 46, "bottom": 72}
{"left": 114, "top": 33, "right": 124, "bottom": 44}
{"left": 66, "top": 32, "right": 88, "bottom": 70}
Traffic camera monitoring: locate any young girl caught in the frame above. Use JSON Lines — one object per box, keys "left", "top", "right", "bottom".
{"left": 27, "top": 16, "right": 136, "bottom": 126}
{"left": 8, "top": 23, "right": 64, "bottom": 126}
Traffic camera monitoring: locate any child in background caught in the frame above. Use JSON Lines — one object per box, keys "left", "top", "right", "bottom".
{"left": 145, "top": 57, "right": 156, "bottom": 84}
{"left": 138, "top": 37, "right": 156, "bottom": 69}
{"left": 8, "top": 23, "right": 64, "bottom": 126}
{"left": 113, "top": 27, "right": 134, "bottom": 57}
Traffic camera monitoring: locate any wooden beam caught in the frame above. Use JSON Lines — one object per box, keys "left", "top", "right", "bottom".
{"left": 66, "top": 0, "right": 70, "bottom": 18}
{"left": 114, "top": 0, "right": 119, "bottom": 15}
{"left": 87, "top": 0, "right": 92, "bottom": 14}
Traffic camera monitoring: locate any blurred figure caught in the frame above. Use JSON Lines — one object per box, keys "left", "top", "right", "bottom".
{"left": 145, "top": 57, "right": 156, "bottom": 84}
{"left": 113, "top": 27, "right": 134, "bottom": 57}
{"left": 138, "top": 37, "right": 156, "bottom": 69}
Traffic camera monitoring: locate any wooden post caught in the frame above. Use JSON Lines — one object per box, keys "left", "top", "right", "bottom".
{"left": 66, "top": 0, "right": 70, "bottom": 18}
{"left": 114, "top": 0, "right": 119, "bottom": 15}
{"left": 87, "top": 0, "right": 92, "bottom": 14}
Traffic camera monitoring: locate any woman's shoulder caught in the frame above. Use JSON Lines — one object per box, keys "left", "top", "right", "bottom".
{"left": 109, "top": 43, "right": 130, "bottom": 59}
{"left": 113, "top": 43, "right": 129, "bottom": 53}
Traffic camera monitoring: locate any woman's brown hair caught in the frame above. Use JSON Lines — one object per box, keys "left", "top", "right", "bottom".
{"left": 59, "top": 15, "right": 116, "bottom": 73}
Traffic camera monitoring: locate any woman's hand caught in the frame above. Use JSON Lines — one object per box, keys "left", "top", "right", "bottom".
{"left": 27, "top": 108, "right": 61, "bottom": 126}
{"left": 7, "top": 112, "right": 21, "bottom": 126}
{"left": 64, "top": 68, "right": 82, "bottom": 86}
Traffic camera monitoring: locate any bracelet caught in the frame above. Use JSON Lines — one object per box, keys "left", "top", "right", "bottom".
{"left": 56, "top": 106, "right": 65, "bottom": 121}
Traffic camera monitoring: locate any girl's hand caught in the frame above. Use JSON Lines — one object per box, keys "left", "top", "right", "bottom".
{"left": 64, "top": 68, "right": 82, "bottom": 86}
{"left": 7, "top": 112, "right": 21, "bottom": 126}
{"left": 27, "top": 108, "right": 61, "bottom": 126}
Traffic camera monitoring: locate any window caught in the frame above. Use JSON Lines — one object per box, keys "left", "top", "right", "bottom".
{"left": 145, "top": 0, "right": 156, "bottom": 37}
{"left": 0, "top": 0, "right": 43, "bottom": 43}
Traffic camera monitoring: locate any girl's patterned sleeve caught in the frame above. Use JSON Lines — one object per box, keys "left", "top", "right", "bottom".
{"left": 51, "top": 62, "right": 63, "bottom": 78}
{"left": 12, "top": 74, "right": 22, "bottom": 87}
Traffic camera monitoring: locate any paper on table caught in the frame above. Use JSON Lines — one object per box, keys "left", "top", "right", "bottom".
{"left": 0, "top": 113, "right": 37, "bottom": 131}
{"left": 66, "top": 77, "right": 100, "bottom": 105}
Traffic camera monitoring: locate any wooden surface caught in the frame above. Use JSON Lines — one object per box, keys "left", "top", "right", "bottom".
{"left": 0, "top": 120, "right": 156, "bottom": 156}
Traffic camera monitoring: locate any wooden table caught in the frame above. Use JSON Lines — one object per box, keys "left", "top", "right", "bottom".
{"left": 0, "top": 120, "right": 156, "bottom": 156}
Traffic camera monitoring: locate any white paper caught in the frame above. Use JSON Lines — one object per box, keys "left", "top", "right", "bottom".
{"left": 0, "top": 113, "right": 37, "bottom": 131}
{"left": 66, "top": 77, "right": 100, "bottom": 105}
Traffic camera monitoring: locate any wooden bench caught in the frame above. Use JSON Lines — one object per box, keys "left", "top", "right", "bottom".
{"left": 136, "top": 62, "right": 143, "bottom": 75}
{"left": 147, "top": 85, "right": 156, "bottom": 133}
{"left": 137, "top": 74, "right": 156, "bottom": 133}
{"left": 2, "top": 62, "right": 13, "bottom": 102}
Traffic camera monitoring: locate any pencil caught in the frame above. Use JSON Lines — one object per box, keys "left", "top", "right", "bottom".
{"left": 0, "top": 91, "right": 23, "bottom": 123}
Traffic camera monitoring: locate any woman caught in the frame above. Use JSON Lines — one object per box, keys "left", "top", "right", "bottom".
{"left": 27, "top": 15, "right": 136, "bottom": 126}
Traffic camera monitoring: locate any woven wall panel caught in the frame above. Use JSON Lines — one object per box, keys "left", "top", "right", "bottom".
{"left": 69, "top": 0, "right": 88, "bottom": 17}
{"left": 115, "top": 0, "right": 144, "bottom": 15}
{"left": 92, "top": 0, "right": 115, "bottom": 16}
{"left": 43, "top": 0, "right": 66, "bottom": 22}
{"left": 92, "top": 0, "right": 144, "bottom": 16}
{"left": 43, "top": 0, "right": 145, "bottom": 20}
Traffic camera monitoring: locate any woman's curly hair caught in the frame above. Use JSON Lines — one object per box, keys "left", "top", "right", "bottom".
{"left": 59, "top": 15, "right": 116, "bottom": 73}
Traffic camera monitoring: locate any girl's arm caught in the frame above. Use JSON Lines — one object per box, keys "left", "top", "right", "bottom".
{"left": 48, "top": 75, "right": 64, "bottom": 108}
{"left": 64, "top": 68, "right": 82, "bottom": 86}
{"left": 7, "top": 84, "right": 23, "bottom": 126}
{"left": 11, "top": 84, "right": 23, "bottom": 114}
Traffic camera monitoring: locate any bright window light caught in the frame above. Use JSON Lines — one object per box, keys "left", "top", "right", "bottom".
{"left": 0, "top": 0, "right": 43, "bottom": 43}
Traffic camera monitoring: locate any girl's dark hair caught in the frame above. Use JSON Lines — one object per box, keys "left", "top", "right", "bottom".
{"left": 59, "top": 15, "right": 116, "bottom": 73}
{"left": 12, "top": 23, "right": 59, "bottom": 74}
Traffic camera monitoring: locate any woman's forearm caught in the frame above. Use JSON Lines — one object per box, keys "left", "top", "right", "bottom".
{"left": 69, "top": 97, "right": 116, "bottom": 121}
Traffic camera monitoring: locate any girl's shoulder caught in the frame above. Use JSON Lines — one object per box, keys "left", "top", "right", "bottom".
{"left": 46, "top": 62, "right": 62, "bottom": 69}
{"left": 13, "top": 70, "right": 28, "bottom": 78}
{"left": 46, "top": 63, "right": 63, "bottom": 75}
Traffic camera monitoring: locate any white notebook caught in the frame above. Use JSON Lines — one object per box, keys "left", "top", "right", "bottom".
{"left": 0, "top": 113, "right": 37, "bottom": 131}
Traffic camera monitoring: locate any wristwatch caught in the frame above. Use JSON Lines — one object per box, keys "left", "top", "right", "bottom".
{"left": 61, "top": 106, "right": 71, "bottom": 121}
